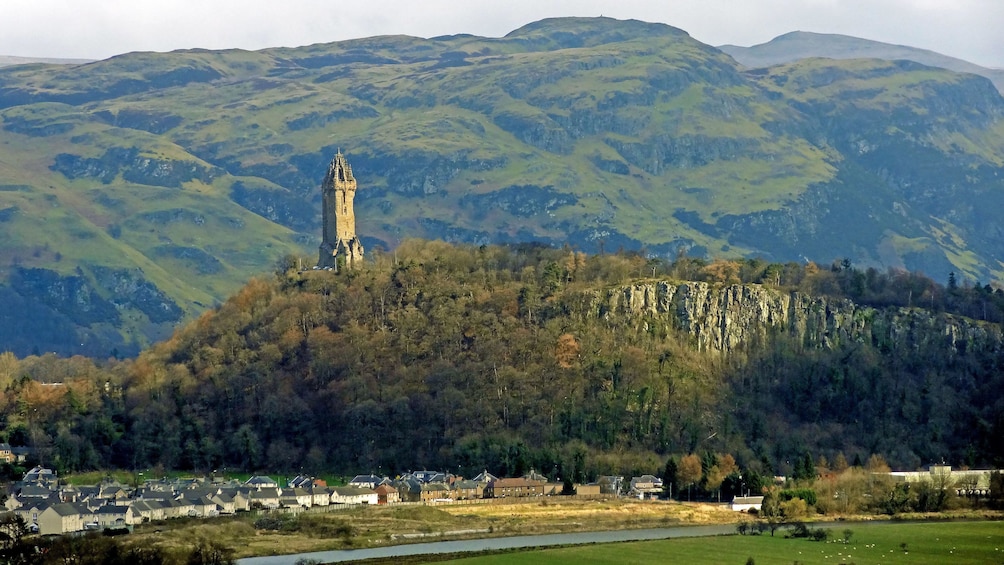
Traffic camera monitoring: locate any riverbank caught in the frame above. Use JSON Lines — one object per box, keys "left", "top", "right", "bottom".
{"left": 237, "top": 518, "right": 1004, "bottom": 565}
{"left": 237, "top": 524, "right": 741, "bottom": 565}
{"left": 129, "top": 498, "right": 740, "bottom": 558}
{"left": 126, "top": 498, "right": 1002, "bottom": 561}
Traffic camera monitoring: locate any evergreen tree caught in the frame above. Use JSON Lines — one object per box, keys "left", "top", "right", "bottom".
{"left": 662, "top": 456, "right": 679, "bottom": 499}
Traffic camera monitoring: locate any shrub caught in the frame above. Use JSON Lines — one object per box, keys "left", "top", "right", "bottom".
{"left": 779, "top": 488, "right": 818, "bottom": 506}
{"left": 780, "top": 498, "right": 808, "bottom": 520}
{"left": 787, "top": 522, "right": 809, "bottom": 538}
{"left": 253, "top": 515, "right": 286, "bottom": 531}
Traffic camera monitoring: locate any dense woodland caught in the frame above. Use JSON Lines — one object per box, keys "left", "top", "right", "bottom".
{"left": 1, "top": 240, "right": 1002, "bottom": 484}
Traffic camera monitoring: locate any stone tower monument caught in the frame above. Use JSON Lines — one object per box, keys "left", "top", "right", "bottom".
{"left": 318, "top": 150, "right": 364, "bottom": 270}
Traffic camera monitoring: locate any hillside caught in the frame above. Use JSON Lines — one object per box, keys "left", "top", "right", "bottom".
{"left": 718, "top": 31, "right": 1004, "bottom": 93}
{"left": 0, "top": 55, "right": 94, "bottom": 68}
{"left": 3, "top": 241, "right": 1002, "bottom": 478}
{"left": 1, "top": 17, "right": 1004, "bottom": 356}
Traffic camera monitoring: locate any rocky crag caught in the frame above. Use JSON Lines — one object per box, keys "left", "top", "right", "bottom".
{"left": 603, "top": 281, "right": 1003, "bottom": 356}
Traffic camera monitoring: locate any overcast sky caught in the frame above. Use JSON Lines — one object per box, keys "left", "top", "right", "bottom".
{"left": 4, "top": 0, "right": 1002, "bottom": 68}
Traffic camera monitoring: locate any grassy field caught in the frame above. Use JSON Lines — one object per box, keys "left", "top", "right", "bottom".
{"left": 119, "top": 496, "right": 1003, "bottom": 561}
{"left": 439, "top": 520, "right": 1004, "bottom": 565}
{"left": 125, "top": 499, "right": 743, "bottom": 558}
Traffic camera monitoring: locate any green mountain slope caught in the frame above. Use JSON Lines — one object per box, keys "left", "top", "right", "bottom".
{"left": 1, "top": 16, "right": 1004, "bottom": 356}
{"left": 0, "top": 56, "right": 95, "bottom": 68}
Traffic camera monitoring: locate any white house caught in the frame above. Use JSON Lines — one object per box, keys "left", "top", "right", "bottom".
{"left": 730, "top": 496, "right": 764, "bottom": 512}
{"left": 348, "top": 475, "right": 385, "bottom": 489}
{"left": 131, "top": 500, "right": 167, "bottom": 522}
{"left": 629, "top": 475, "right": 664, "bottom": 499}
{"left": 330, "top": 487, "right": 378, "bottom": 505}
{"left": 38, "top": 504, "right": 85, "bottom": 535}
{"left": 94, "top": 505, "right": 137, "bottom": 528}
{"left": 310, "top": 486, "right": 331, "bottom": 507}
{"left": 249, "top": 488, "right": 281, "bottom": 509}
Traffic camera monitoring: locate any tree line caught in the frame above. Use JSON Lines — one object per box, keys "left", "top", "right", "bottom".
{"left": 0, "top": 240, "right": 1001, "bottom": 483}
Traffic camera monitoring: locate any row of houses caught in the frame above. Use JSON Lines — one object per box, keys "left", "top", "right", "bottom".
{"left": 356, "top": 469, "right": 611, "bottom": 501}
{"left": 3, "top": 469, "right": 394, "bottom": 535}
{"left": 0, "top": 443, "right": 32, "bottom": 465}
{"left": 2, "top": 466, "right": 635, "bottom": 536}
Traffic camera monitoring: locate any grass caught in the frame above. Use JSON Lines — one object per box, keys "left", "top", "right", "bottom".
{"left": 111, "top": 496, "right": 1004, "bottom": 561}
{"left": 439, "top": 520, "right": 1004, "bottom": 565}
{"left": 122, "top": 499, "right": 742, "bottom": 559}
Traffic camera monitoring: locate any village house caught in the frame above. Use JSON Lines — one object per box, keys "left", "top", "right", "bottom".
{"left": 287, "top": 475, "right": 314, "bottom": 489}
{"left": 452, "top": 480, "right": 481, "bottom": 500}
{"left": 131, "top": 500, "right": 167, "bottom": 522}
{"left": 374, "top": 484, "right": 399, "bottom": 505}
{"left": 420, "top": 482, "right": 452, "bottom": 502}
{"left": 94, "top": 504, "right": 137, "bottom": 528}
{"left": 471, "top": 470, "right": 499, "bottom": 483}
{"left": 249, "top": 488, "right": 281, "bottom": 509}
{"left": 410, "top": 470, "right": 448, "bottom": 483}
{"left": 393, "top": 477, "right": 423, "bottom": 503}
{"left": 245, "top": 475, "right": 278, "bottom": 489}
{"left": 211, "top": 493, "right": 237, "bottom": 515}
{"left": 38, "top": 503, "right": 86, "bottom": 536}
{"left": 730, "top": 496, "right": 765, "bottom": 512}
{"left": 17, "top": 484, "right": 55, "bottom": 500}
{"left": 629, "top": 475, "right": 664, "bottom": 499}
{"left": 484, "top": 477, "right": 546, "bottom": 499}
{"left": 218, "top": 487, "right": 251, "bottom": 512}
{"left": 182, "top": 495, "right": 220, "bottom": 517}
{"left": 348, "top": 474, "right": 387, "bottom": 489}
{"left": 13, "top": 501, "right": 45, "bottom": 529}
{"left": 330, "top": 486, "right": 378, "bottom": 505}
{"left": 22, "top": 466, "right": 57, "bottom": 486}
{"left": 309, "top": 485, "right": 331, "bottom": 507}
{"left": 289, "top": 488, "right": 313, "bottom": 508}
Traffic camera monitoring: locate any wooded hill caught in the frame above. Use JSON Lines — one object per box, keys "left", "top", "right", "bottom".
{"left": 2, "top": 17, "right": 1004, "bottom": 358}
{"left": 2, "top": 241, "right": 1002, "bottom": 481}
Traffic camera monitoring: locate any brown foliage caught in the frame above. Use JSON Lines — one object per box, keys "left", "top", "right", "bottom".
{"left": 555, "top": 333, "right": 581, "bottom": 369}
{"left": 702, "top": 260, "right": 741, "bottom": 285}
{"left": 679, "top": 453, "right": 703, "bottom": 487}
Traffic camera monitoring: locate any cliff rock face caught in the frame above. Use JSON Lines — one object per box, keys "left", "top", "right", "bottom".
{"left": 601, "top": 281, "right": 1003, "bottom": 355}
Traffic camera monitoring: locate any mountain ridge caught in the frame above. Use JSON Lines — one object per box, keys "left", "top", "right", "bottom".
{"left": 718, "top": 30, "right": 1004, "bottom": 93}
{"left": 1, "top": 16, "right": 1004, "bottom": 356}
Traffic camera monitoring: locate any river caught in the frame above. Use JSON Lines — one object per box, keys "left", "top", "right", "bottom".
{"left": 237, "top": 524, "right": 738, "bottom": 565}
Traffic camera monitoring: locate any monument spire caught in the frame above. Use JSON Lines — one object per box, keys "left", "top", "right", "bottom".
{"left": 318, "top": 151, "right": 364, "bottom": 270}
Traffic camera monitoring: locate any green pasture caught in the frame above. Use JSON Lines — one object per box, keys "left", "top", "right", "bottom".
{"left": 443, "top": 521, "right": 1004, "bottom": 565}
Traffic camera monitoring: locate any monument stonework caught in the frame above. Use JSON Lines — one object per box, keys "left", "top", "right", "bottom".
{"left": 318, "top": 150, "right": 364, "bottom": 269}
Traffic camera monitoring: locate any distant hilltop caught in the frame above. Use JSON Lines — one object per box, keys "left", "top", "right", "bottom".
{"left": 718, "top": 31, "right": 1004, "bottom": 93}
{"left": 0, "top": 55, "right": 94, "bottom": 68}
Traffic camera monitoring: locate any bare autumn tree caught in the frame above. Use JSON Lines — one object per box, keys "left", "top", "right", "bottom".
{"left": 0, "top": 351, "right": 18, "bottom": 390}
